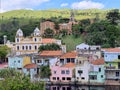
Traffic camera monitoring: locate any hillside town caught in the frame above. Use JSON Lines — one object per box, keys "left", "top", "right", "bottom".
{"left": 0, "top": 23, "right": 120, "bottom": 87}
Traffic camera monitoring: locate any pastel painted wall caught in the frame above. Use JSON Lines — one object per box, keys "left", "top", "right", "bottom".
{"left": 75, "top": 61, "right": 90, "bottom": 83}
{"left": 105, "top": 62, "right": 118, "bottom": 69}
{"left": 89, "top": 65, "right": 105, "bottom": 83}
{"left": 23, "top": 68, "right": 37, "bottom": 79}
{"left": 50, "top": 66, "right": 74, "bottom": 82}
{"left": 104, "top": 52, "right": 120, "bottom": 62}
{"left": 8, "top": 56, "right": 23, "bottom": 68}
{"left": 23, "top": 56, "right": 31, "bottom": 67}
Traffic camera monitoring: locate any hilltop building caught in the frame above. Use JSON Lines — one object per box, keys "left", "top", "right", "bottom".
{"left": 40, "top": 10, "right": 77, "bottom": 35}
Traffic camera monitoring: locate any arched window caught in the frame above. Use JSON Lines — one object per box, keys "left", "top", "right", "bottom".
{"left": 35, "top": 46, "right": 37, "bottom": 50}
{"left": 22, "top": 46, "right": 24, "bottom": 50}
{"left": 34, "top": 38, "right": 37, "bottom": 42}
{"left": 26, "top": 46, "right": 28, "bottom": 50}
{"left": 17, "top": 38, "right": 19, "bottom": 42}
{"left": 17, "top": 46, "right": 19, "bottom": 50}
{"left": 29, "top": 46, "right": 31, "bottom": 50}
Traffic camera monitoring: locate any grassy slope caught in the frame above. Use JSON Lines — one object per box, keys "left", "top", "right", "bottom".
{"left": 62, "top": 35, "right": 82, "bottom": 52}
{"left": 0, "top": 9, "right": 109, "bottom": 21}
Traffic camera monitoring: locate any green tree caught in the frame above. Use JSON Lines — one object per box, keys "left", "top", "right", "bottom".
{"left": 44, "top": 28, "right": 54, "bottom": 38}
{"left": 38, "top": 43, "right": 61, "bottom": 52}
{"left": 0, "top": 69, "right": 45, "bottom": 90}
{"left": 60, "top": 29, "right": 68, "bottom": 37}
{"left": 40, "top": 65, "right": 51, "bottom": 78}
{"left": 106, "top": 9, "right": 120, "bottom": 25}
{"left": 0, "top": 45, "right": 10, "bottom": 62}
{"left": 72, "top": 24, "right": 81, "bottom": 38}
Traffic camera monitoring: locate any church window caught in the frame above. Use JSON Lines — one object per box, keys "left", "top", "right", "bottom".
{"left": 29, "top": 46, "right": 31, "bottom": 50}
{"left": 22, "top": 46, "right": 24, "bottom": 50}
{"left": 17, "top": 46, "right": 19, "bottom": 50}
{"left": 34, "top": 38, "right": 37, "bottom": 42}
{"left": 35, "top": 46, "right": 37, "bottom": 50}
{"left": 17, "top": 38, "right": 19, "bottom": 42}
{"left": 26, "top": 46, "right": 28, "bottom": 50}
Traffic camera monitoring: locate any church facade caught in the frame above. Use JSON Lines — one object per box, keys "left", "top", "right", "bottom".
{"left": 15, "top": 27, "right": 66, "bottom": 55}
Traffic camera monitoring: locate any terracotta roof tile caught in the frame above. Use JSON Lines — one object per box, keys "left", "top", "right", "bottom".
{"left": 92, "top": 58, "right": 104, "bottom": 65}
{"left": 101, "top": 48, "right": 120, "bottom": 52}
{"left": 24, "top": 63, "right": 37, "bottom": 69}
{"left": 63, "top": 62, "right": 75, "bottom": 68}
{"left": 60, "top": 51, "right": 77, "bottom": 58}
{"left": 41, "top": 38, "right": 56, "bottom": 44}
{"left": 40, "top": 50, "right": 63, "bottom": 57}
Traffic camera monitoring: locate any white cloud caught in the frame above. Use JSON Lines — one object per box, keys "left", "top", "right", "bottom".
{"left": 61, "top": 3, "right": 68, "bottom": 7}
{"left": 0, "top": 0, "right": 49, "bottom": 13}
{"left": 71, "top": 0, "right": 104, "bottom": 9}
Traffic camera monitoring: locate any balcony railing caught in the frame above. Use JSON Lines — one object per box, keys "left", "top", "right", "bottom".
{"left": 106, "top": 66, "right": 116, "bottom": 69}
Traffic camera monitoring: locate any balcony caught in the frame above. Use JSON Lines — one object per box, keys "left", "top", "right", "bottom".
{"left": 106, "top": 66, "right": 115, "bottom": 69}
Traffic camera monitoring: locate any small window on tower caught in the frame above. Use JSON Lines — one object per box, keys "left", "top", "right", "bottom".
{"left": 17, "top": 38, "right": 19, "bottom": 42}
{"left": 34, "top": 38, "right": 37, "bottom": 42}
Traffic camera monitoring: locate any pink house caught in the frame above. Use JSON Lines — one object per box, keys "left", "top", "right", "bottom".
{"left": 50, "top": 62, "right": 75, "bottom": 82}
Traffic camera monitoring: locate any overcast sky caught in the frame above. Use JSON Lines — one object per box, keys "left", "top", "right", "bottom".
{"left": 1, "top": 0, "right": 120, "bottom": 13}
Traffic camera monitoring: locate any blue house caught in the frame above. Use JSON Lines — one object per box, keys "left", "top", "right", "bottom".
{"left": 102, "top": 48, "right": 120, "bottom": 82}
{"left": 23, "top": 63, "right": 38, "bottom": 80}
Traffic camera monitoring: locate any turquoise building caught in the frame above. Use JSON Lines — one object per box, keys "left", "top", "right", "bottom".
{"left": 89, "top": 58, "right": 105, "bottom": 83}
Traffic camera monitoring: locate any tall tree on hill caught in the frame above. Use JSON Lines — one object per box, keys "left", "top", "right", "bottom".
{"left": 106, "top": 9, "right": 120, "bottom": 25}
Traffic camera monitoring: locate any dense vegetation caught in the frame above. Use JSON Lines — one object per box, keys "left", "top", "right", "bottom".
{"left": 0, "top": 69, "right": 45, "bottom": 90}
{"left": 38, "top": 43, "right": 61, "bottom": 52}
{"left": 0, "top": 45, "right": 10, "bottom": 62}
{"left": 0, "top": 9, "right": 120, "bottom": 51}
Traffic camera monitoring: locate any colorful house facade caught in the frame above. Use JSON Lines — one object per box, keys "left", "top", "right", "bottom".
{"left": 89, "top": 58, "right": 105, "bottom": 83}
{"left": 102, "top": 48, "right": 120, "bottom": 80}
{"left": 50, "top": 62, "right": 75, "bottom": 82}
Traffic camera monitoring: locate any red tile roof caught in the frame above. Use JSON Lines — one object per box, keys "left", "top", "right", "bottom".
{"left": 91, "top": 58, "right": 104, "bottom": 65}
{"left": 63, "top": 62, "right": 75, "bottom": 68}
{"left": 40, "top": 50, "right": 63, "bottom": 57}
{"left": 60, "top": 51, "right": 77, "bottom": 58}
{"left": 101, "top": 48, "right": 120, "bottom": 52}
{"left": 41, "top": 38, "right": 56, "bottom": 44}
{"left": 24, "top": 63, "right": 37, "bottom": 69}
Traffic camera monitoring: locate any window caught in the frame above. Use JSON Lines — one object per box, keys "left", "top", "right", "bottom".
{"left": 67, "top": 77, "right": 71, "bottom": 80}
{"left": 99, "top": 68, "right": 101, "bottom": 72}
{"left": 17, "top": 38, "right": 19, "bottom": 42}
{"left": 71, "top": 58, "right": 75, "bottom": 63}
{"left": 17, "top": 46, "right": 19, "bottom": 50}
{"left": 53, "top": 77, "right": 56, "bottom": 80}
{"left": 118, "top": 55, "right": 120, "bottom": 59}
{"left": 81, "top": 77, "right": 85, "bottom": 80}
{"left": 116, "top": 72, "right": 119, "bottom": 77}
{"left": 101, "top": 75, "right": 103, "bottom": 78}
{"left": 22, "top": 46, "right": 24, "bottom": 50}
{"left": 61, "top": 70, "right": 65, "bottom": 74}
{"left": 57, "top": 77, "right": 59, "bottom": 80}
{"left": 54, "top": 71, "right": 57, "bottom": 74}
{"left": 26, "top": 46, "right": 28, "bottom": 50}
{"left": 29, "top": 46, "right": 31, "bottom": 50}
{"left": 78, "top": 70, "right": 83, "bottom": 73}
{"left": 34, "top": 69, "right": 36, "bottom": 71}
{"left": 67, "top": 58, "right": 70, "bottom": 63}
{"left": 34, "top": 38, "right": 37, "bottom": 42}
{"left": 89, "top": 75, "right": 97, "bottom": 80}
{"left": 35, "top": 46, "right": 37, "bottom": 50}
{"left": 37, "top": 60, "right": 42, "bottom": 63}
{"left": 66, "top": 70, "right": 70, "bottom": 74}
{"left": 62, "top": 77, "right": 65, "bottom": 80}
{"left": 18, "top": 60, "right": 20, "bottom": 63}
